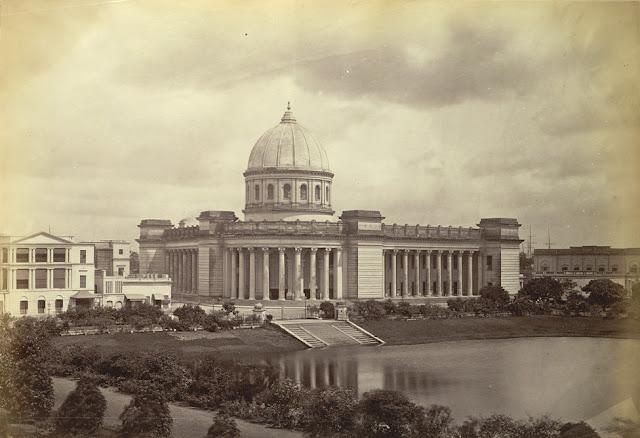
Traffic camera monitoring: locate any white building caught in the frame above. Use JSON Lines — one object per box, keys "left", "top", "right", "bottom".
{"left": 0, "top": 232, "right": 95, "bottom": 317}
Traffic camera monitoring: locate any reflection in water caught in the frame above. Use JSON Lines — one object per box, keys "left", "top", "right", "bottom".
{"left": 258, "top": 338, "right": 640, "bottom": 423}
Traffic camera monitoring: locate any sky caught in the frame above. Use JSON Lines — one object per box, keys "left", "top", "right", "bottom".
{"left": 1, "top": 0, "right": 639, "bottom": 251}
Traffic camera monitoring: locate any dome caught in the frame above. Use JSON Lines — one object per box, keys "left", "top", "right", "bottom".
{"left": 247, "top": 104, "right": 331, "bottom": 173}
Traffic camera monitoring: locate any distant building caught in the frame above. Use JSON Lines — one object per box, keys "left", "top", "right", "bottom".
{"left": 0, "top": 233, "right": 172, "bottom": 317}
{"left": 137, "top": 105, "right": 523, "bottom": 303}
{"left": 533, "top": 246, "right": 640, "bottom": 291}
{"left": 0, "top": 232, "right": 94, "bottom": 317}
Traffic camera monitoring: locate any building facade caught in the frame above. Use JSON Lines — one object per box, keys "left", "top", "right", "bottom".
{"left": 0, "top": 232, "right": 95, "bottom": 316}
{"left": 533, "top": 246, "right": 640, "bottom": 291}
{"left": 138, "top": 106, "right": 523, "bottom": 303}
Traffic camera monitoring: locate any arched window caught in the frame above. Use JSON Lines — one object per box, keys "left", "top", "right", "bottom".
{"left": 598, "top": 265, "right": 605, "bottom": 272}
{"left": 326, "top": 186, "right": 330, "bottom": 203}
{"left": 631, "top": 264, "right": 638, "bottom": 274}
{"left": 300, "top": 184, "right": 308, "bottom": 201}
{"left": 20, "top": 299, "right": 28, "bottom": 315}
{"left": 541, "top": 264, "right": 548, "bottom": 272}
{"left": 254, "top": 184, "right": 260, "bottom": 201}
{"left": 283, "top": 184, "right": 291, "bottom": 200}
{"left": 267, "top": 184, "right": 274, "bottom": 200}
{"left": 315, "top": 185, "right": 321, "bottom": 201}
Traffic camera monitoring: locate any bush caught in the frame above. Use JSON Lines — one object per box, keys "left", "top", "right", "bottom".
{"left": 319, "top": 301, "right": 335, "bottom": 319}
{"left": 206, "top": 411, "right": 240, "bottom": 438}
{"left": 119, "top": 387, "right": 172, "bottom": 437}
{"left": 479, "top": 285, "right": 510, "bottom": 308}
{"left": 418, "top": 405, "right": 455, "bottom": 438}
{"left": 584, "top": 279, "right": 626, "bottom": 312}
{"left": 356, "top": 389, "right": 424, "bottom": 438}
{"left": 55, "top": 376, "right": 106, "bottom": 436}
{"left": 563, "top": 291, "right": 589, "bottom": 316}
{"left": 300, "top": 386, "right": 357, "bottom": 437}
{"left": 255, "top": 379, "right": 303, "bottom": 429}
{"left": 447, "top": 298, "right": 464, "bottom": 313}
{"left": 352, "top": 300, "right": 386, "bottom": 321}
{"left": 222, "top": 302, "right": 236, "bottom": 316}
{"left": 520, "top": 277, "right": 563, "bottom": 305}
{"left": 396, "top": 302, "right": 413, "bottom": 318}
{"left": 172, "top": 304, "right": 207, "bottom": 328}
{"left": 382, "top": 299, "right": 397, "bottom": 315}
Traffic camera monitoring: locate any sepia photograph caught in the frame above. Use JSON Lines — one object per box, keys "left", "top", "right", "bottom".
{"left": 0, "top": 1, "right": 639, "bottom": 437}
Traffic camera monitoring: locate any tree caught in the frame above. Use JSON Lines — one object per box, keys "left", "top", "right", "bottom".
{"left": 301, "top": 386, "right": 357, "bottom": 437}
{"left": 559, "top": 421, "right": 600, "bottom": 438}
{"left": 418, "top": 405, "right": 455, "bottom": 438}
{"left": 206, "top": 411, "right": 240, "bottom": 438}
{"left": 319, "top": 301, "right": 335, "bottom": 319}
{"left": 583, "top": 279, "right": 626, "bottom": 311}
{"left": 255, "top": 379, "right": 303, "bottom": 429}
{"left": 519, "top": 277, "right": 563, "bottom": 304}
{"left": 356, "top": 389, "right": 424, "bottom": 438}
{"left": 564, "top": 291, "right": 589, "bottom": 316}
{"left": 478, "top": 285, "right": 510, "bottom": 308}
{"left": 119, "top": 387, "right": 172, "bottom": 437}
{"left": 172, "top": 304, "right": 206, "bottom": 328}
{"left": 55, "top": 376, "right": 106, "bottom": 436}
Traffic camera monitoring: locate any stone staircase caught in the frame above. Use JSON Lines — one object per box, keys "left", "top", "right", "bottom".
{"left": 274, "top": 319, "right": 384, "bottom": 348}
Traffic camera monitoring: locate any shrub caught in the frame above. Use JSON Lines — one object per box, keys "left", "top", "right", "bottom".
{"left": 563, "top": 291, "right": 589, "bottom": 316}
{"left": 418, "top": 405, "right": 455, "bottom": 438}
{"left": 520, "top": 277, "right": 563, "bottom": 305}
{"left": 479, "top": 285, "right": 510, "bottom": 308}
{"left": 2, "top": 361, "right": 54, "bottom": 421}
{"left": 172, "top": 304, "right": 206, "bottom": 328}
{"left": 319, "top": 301, "right": 335, "bottom": 319}
{"left": 55, "top": 376, "right": 106, "bottom": 436}
{"left": 447, "top": 298, "right": 464, "bottom": 313}
{"left": 300, "top": 386, "right": 357, "bottom": 437}
{"left": 396, "top": 302, "right": 413, "bottom": 318}
{"left": 206, "top": 411, "right": 240, "bottom": 438}
{"left": 352, "top": 300, "right": 386, "bottom": 321}
{"left": 382, "top": 299, "right": 397, "bottom": 315}
{"left": 255, "top": 379, "right": 303, "bottom": 429}
{"left": 559, "top": 421, "right": 600, "bottom": 438}
{"left": 222, "top": 302, "right": 236, "bottom": 316}
{"left": 506, "top": 296, "right": 540, "bottom": 316}
{"left": 356, "top": 389, "right": 424, "bottom": 438}
{"left": 584, "top": 279, "right": 626, "bottom": 312}
{"left": 119, "top": 387, "right": 172, "bottom": 437}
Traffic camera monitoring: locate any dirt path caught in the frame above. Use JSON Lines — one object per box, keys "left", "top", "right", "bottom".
{"left": 52, "top": 378, "right": 301, "bottom": 438}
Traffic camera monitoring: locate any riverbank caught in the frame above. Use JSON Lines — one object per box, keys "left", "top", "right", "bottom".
{"left": 359, "top": 315, "right": 640, "bottom": 345}
{"left": 53, "top": 325, "right": 304, "bottom": 360}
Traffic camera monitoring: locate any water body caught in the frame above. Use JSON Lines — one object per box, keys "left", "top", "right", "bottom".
{"left": 260, "top": 337, "right": 640, "bottom": 423}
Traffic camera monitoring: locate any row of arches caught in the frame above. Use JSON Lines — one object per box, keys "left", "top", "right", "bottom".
{"left": 251, "top": 183, "right": 330, "bottom": 203}
{"left": 540, "top": 262, "right": 638, "bottom": 273}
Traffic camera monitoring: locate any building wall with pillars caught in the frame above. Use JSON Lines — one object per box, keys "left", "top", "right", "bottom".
{"left": 137, "top": 212, "right": 522, "bottom": 300}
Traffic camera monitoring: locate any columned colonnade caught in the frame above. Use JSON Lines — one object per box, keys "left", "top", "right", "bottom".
{"left": 385, "top": 249, "right": 481, "bottom": 297}
{"left": 165, "top": 249, "right": 198, "bottom": 294}
{"left": 226, "top": 247, "right": 342, "bottom": 301}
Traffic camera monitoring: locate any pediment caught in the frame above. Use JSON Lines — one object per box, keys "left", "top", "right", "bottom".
{"left": 12, "top": 232, "right": 73, "bottom": 245}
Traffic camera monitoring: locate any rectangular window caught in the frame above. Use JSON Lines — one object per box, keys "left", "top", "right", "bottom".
{"left": 16, "top": 248, "right": 29, "bottom": 263}
{"left": 37, "top": 300, "right": 45, "bottom": 314}
{"left": 53, "top": 248, "right": 66, "bottom": 263}
{"left": 16, "top": 269, "right": 29, "bottom": 289}
{"left": 453, "top": 257, "right": 458, "bottom": 269}
{"left": 432, "top": 256, "right": 437, "bottom": 269}
{"left": 80, "top": 250, "right": 86, "bottom": 264}
{"left": 20, "top": 300, "right": 28, "bottom": 315}
{"left": 486, "top": 256, "right": 493, "bottom": 271}
{"left": 421, "top": 256, "right": 426, "bottom": 269}
{"left": 35, "top": 269, "right": 47, "bottom": 289}
{"left": 55, "top": 299, "right": 63, "bottom": 313}
{"left": 1, "top": 248, "right": 7, "bottom": 263}
{"left": 1, "top": 268, "right": 7, "bottom": 290}
{"left": 443, "top": 258, "right": 448, "bottom": 269}
{"left": 612, "top": 266, "right": 618, "bottom": 273}
{"left": 118, "top": 249, "right": 124, "bottom": 255}
{"left": 80, "top": 275, "right": 86, "bottom": 288}
{"left": 410, "top": 257, "right": 415, "bottom": 269}
{"left": 453, "top": 281, "right": 458, "bottom": 294}
{"left": 53, "top": 269, "right": 66, "bottom": 288}
{"left": 118, "top": 267, "right": 124, "bottom": 276}
{"left": 35, "top": 248, "right": 47, "bottom": 263}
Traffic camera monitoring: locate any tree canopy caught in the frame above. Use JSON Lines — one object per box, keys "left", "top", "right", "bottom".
{"left": 519, "top": 277, "right": 563, "bottom": 304}
{"left": 583, "top": 279, "right": 626, "bottom": 311}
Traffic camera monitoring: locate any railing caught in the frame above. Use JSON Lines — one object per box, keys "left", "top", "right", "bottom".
{"left": 224, "top": 220, "right": 344, "bottom": 235}
{"left": 164, "top": 226, "right": 201, "bottom": 239}
{"left": 382, "top": 224, "right": 481, "bottom": 240}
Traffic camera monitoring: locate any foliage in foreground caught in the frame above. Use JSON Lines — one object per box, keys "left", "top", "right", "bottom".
{"left": 206, "top": 411, "right": 240, "bottom": 438}
{"left": 55, "top": 376, "right": 107, "bottom": 436}
{"left": 119, "top": 387, "right": 172, "bottom": 438}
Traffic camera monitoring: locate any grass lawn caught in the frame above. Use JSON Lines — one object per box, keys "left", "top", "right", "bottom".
{"left": 359, "top": 315, "right": 640, "bottom": 345}
{"left": 53, "top": 325, "right": 304, "bottom": 360}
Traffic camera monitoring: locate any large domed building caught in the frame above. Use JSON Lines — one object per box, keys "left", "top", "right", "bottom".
{"left": 137, "top": 104, "right": 522, "bottom": 309}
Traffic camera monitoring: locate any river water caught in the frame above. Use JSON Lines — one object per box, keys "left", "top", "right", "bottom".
{"left": 259, "top": 337, "right": 639, "bottom": 423}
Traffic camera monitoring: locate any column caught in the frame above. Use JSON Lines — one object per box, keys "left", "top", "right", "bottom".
{"left": 425, "top": 250, "right": 432, "bottom": 296}
{"left": 477, "top": 251, "right": 483, "bottom": 294}
{"left": 223, "top": 248, "right": 229, "bottom": 296}
{"left": 238, "top": 248, "right": 245, "bottom": 300}
{"left": 176, "top": 250, "right": 182, "bottom": 294}
{"left": 262, "top": 248, "right": 270, "bottom": 300}
{"left": 192, "top": 250, "right": 198, "bottom": 294}
{"left": 323, "top": 249, "right": 331, "bottom": 300}
{"left": 467, "top": 251, "right": 474, "bottom": 296}
{"left": 294, "top": 248, "right": 302, "bottom": 300}
{"left": 334, "top": 248, "right": 343, "bottom": 300}
{"left": 391, "top": 250, "right": 397, "bottom": 298}
{"left": 248, "top": 248, "right": 256, "bottom": 300}
{"left": 414, "top": 251, "right": 420, "bottom": 297}
{"left": 278, "top": 248, "right": 286, "bottom": 300}
{"left": 184, "top": 250, "right": 191, "bottom": 292}
{"left": 230, "top": 249, "right": 237, "bottom": 299}
{"left": 164, "top": 253, "right": 170, "bottom": 276}
{"left": 402, "top": 250, "right": 409, "bottom": 297}
{"left": 447, "top": 251, "right": 453, "bottom": 296}
{"left": 173, "top": 251, "right": 178, "bottom": 292}
{"left": 436, "top": 250, "right": 442, "bottom": 296}
{"left": 457, "top": 251, "right": 463, "bottom": 296}
{"left": 309, "top": 248, "right": 317, "bottom": 300}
